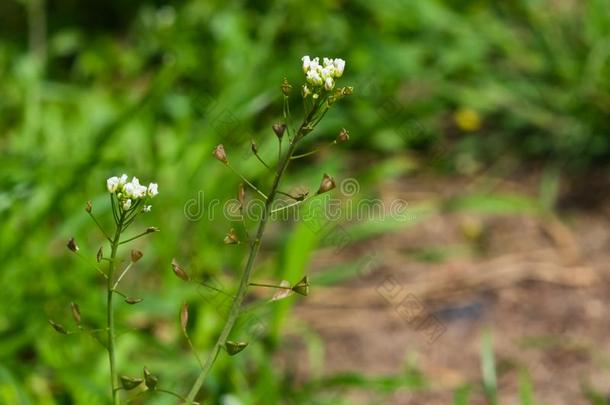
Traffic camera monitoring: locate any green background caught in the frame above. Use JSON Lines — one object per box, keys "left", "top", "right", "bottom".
{"left": 0, "top": 0, "right": 608, "bottom": 403}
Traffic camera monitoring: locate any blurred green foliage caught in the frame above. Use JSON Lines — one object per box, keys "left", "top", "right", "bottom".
{"left": 0, "top": 0, "right": 608, "bottom": 403}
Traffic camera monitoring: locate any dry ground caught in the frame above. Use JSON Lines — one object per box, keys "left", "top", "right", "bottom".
{"left": 283, "top": 173, "right": 610, "bottom": 404}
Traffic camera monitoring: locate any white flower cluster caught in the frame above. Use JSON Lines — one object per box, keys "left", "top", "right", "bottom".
{"left": 106, "top": 174, "right": 158, "bottom": 212}
{"left": 302, "top": 56, "right": 345, "bottom": 98}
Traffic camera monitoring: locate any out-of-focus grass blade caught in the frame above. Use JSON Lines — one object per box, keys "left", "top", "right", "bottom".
{"left": 519, "top": 370, "right": 536, "bottom": 405}
{"left": 339, "top": 200, "right": 439, "bottom": 242}
{"left": 480, "top": 330, "right": 498, "bottom": 405}
{"left": 297, "top": 369, "right": 425, "bottom": 394}
{"left": 0, "top": 365, "right": 32, "bottom": 405}
{"left": 453, "top": 385, "right": 471, "bottom": 405}
{"left": 583, "top": 384, "right": 610, "bottom": 405}
{"left": 538, "top": 166, "right": 560, "bottom": 211}
{"left": 445, "top": 193, "right": 542, "bottom": 216}
{"left": 269, "top": 220, "right": 320, "bottom": 340}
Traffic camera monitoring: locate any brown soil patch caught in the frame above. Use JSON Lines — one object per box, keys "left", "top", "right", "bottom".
{"left": 281, "top": 174, "right": 610, "bottom": 404}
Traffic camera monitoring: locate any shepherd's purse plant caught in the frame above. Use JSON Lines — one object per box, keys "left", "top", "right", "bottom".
{"left": 54, "top": 55, "right": 353, "bottom": 404}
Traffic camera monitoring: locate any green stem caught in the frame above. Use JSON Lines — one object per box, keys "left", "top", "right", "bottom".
{"left": 184, "top": 96, "right": 322, "bottom": 403}
{"left": 249, "top": 282, "right": 291, "bottom": 289}
{"left": 198, "top": 281, "right": 235, "bottom": 299}
{"left": 270, "top": 191, "right": 325, "bottom": 215}
{"left": 112, "top": 262, "right": 133, "bottom": 290}
{"left": 107, "top": 212, "right": 124, "bottom": 404}
{"left": 119, "top": 229, "right": 153, "bottom": 245}
{"left": 252, "top": 148, "right": 272, "bottom": 171}
{"left": 88, "top": 211, "right": 112, "bottom": 242}
{"left": 184, "top": 125, "right": 315, "bottom": 403}
{"left": 157, "top": 388, "right": 192, "bottom": 402}
{"left": 290, "top": 140, "right": 337, "bottom": 160}
{"left": 270, "top": 199, "right": 303, "bottom": 214}
{"left": 73, "top": 251, "right": 108, "bottom": 279}
{"left": 226, "top": 163, "right": 268, "bottom": 200}
{"left": 112, "top": 289, "right": 128, "bottom": 299}
{"left": 275, "top": 190, "right": 303, "bottom": 200}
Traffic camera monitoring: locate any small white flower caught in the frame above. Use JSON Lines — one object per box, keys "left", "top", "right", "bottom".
{"left": 147, "top": 183, "right": 158, "bottom": 197}
{"left": 309, "top": 57, "right": 320, "bottom": 70}
{"left": 302, "top": 55, "right": 311, "bottom": 73}
{"left": 123, "top": 182, "right": 135, "bottom": 198}
{"left": 302, "top": 56, "right": 346, "bottom": 92}
{"left": 306, "top": 70, "right": 323, "bottom": 86}
{"left": 136, "top": 185, "right": 147, "bottom": 199}
{"left": 107, "top": 176, "right": 120, "bottom": 193}
{"left": 143, "top": 205, "right": 152, "bottom": 212}
{"left": 122, "top": 199, "right": 132, "bottom": 210}
{"left": 321, "top": 67, "right": 332, "bottom": 79}
{"left": 333, "top": 58, "right": 345, "bottom": 77}
{"left": 125, "top": 177, "right": 147, "bottom": 199}
{"left": 119, "top": 174, "right": 128, "bottom": 186}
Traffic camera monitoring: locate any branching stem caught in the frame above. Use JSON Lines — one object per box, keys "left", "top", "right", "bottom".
{"left": 184, "top": 101, "right": 320, "bottom": 403}
{"left": 107, "top": 210, "right": 124, "bottom": 404}
{"left": 226, "top": 163, "right": 268, "bottom": 200}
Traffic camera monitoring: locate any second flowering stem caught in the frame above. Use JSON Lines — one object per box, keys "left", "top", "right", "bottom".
{"left": 184, "top": 112, "right": 317, "bottom": 403}
{"left": 107, "top": 212, "right": 124, "bottom": 405}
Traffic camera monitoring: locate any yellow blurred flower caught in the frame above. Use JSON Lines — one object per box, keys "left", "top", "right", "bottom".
{"left": 454, "top": 108, "right": 482, "bottom": 132}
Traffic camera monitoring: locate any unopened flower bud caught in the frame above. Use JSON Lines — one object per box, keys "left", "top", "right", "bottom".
{"left": 96, "top": 247, "right": 103, "bottom": 263}
{"left": 66, "top": 237, "right": 79, "bottom": 253}
{"left": 171, "top": 258, "right": 190, "bottom": 281}
{"left": 281, "top": 77, "right": 292, "bottom": 96}
{"left": 120, "top": 376, "right": 143, "bottom": 390}
{"left": 302, "top": 85, "right": 311, "bottom": 98}
{"left": 85, "top": 201, "right": 92, "bottom": 213}
{"left": 131, "top": 249, "right": 143, "bottom": 263}
{"left": 70, "top": 302, "right": 81, "bottom": 325}
{"left": 251, "top": 140, "right": 258, "bottom": 154}
{"left": 225, "top": 340, "right": 248, "bottom": 356}
{"left": 125, "top": 297, "right": 143, "bottom": 305}
{"left": 224, "top": 228, "right": 239, "bottom": 245}
{"left": 146, "top": 227, "right": 160, "bottom": 234}
{"left": 48, "top": 320, "right": 68, "bottom": 335}
{"left": 180, "top": 302, "right": 189, "bottom": 333}
{"left": 334, "top": 58, "right": 346, "bottom": 77}
{"left": 291, "top": 276, "right": 310, "bottom": 296}
{"left": 336, "top": 128, "right": 349, "bottom": 143}
{"left": 316, "top": 174, "right": 336, "bottom": 195}
{"left": 272, "top": 123, "right": 286, "bottom": 139}
{"left": 213, "top": 144, "right": 228, "bottom": 164}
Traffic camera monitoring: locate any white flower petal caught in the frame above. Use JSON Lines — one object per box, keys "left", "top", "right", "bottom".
{"left": 106, "top": 176, "right": 120, "bottom": 193}
{"left": 333, "top": 58, "right": 345, "bottom": 77}
{"left": 302, "top": 55, "right": 311, "bottom": 73}
{"left": 147, "top": 183, "right": 158, "bottom": 197}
